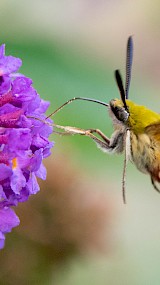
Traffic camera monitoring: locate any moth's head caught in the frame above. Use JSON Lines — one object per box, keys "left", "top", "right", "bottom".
{"left": 109, "top": 98, "right": 129, "bottom": 123}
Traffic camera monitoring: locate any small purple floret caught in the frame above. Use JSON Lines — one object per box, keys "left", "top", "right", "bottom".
{"left": 0, "top": 44, "right": 53, "bottom": 248}
{"left": 0, "top": 207, "right": 20, "bottom": 249}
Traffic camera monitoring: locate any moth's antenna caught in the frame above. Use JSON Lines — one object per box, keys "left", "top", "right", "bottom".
{"left": 46, "top": 97, "right": 109, "bottom": 119}
{"left": 125, "top": 36, "right": 133, "bottom": 99}
{"left": 115, "top": 70, "right": 128, "bottom": 111}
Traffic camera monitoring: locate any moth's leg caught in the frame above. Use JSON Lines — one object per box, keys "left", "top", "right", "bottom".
{"left": 53, "top": 123, "right": 126, "bottom": 154}
{"left": 84, "top": 128, "right": 112, "bottom": 151}
{"left": 122, "top": 129, "right": 130, "bottom": 204}
{"left": 53, "top": 124, "right": 111, "bottom": 150}
{"left": 53, "top": 130, "right": 76, "bottom": 136}
{"left": 85, "top": 129, "right": 110, "bottom": 144}
{"left": 53, "top": 124, "right": 90, "bottom": 135}
{"left": 85, "top": 128, "right": 125, "bottom": 153}
{"left": 86, "top": 131, "right": 111, "bottom": 151}
{"left": 151, "top": 177, "right": 160, "bottom": 193}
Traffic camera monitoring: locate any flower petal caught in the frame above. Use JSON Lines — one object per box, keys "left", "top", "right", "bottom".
{"left": 0, "top": 164, "right": 12, "bottom": 181}
{"left": 0, "top": 207, "right": 20, "bottom": 248}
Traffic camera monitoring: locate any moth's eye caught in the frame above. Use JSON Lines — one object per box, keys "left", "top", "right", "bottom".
{"left": 110, "top": 101, "right": 129, "bottom": 122}
{"left": 118, "top": 108, "right": 129, "bottom": 122}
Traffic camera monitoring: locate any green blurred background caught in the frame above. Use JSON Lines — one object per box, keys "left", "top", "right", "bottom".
{"left": 1, "top": 1, "right": 160, "bottom": 284}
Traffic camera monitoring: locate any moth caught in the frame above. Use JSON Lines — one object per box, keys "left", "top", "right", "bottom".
{"left": 46, "top": 36, "right": 160, "bottom": 203}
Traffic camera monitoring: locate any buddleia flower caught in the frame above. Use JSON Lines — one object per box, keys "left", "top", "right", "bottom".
{"left": 0, "top": 44, "right": 53, "bottom": 249}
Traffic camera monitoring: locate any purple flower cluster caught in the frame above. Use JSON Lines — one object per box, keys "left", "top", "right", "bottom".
{"left": 0, "top": 44, "right": 53, "bottom": 249}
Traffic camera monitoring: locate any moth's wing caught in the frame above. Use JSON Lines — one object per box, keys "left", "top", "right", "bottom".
{"left": 145, "top": 122, "right": 160, "bottom": 142}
